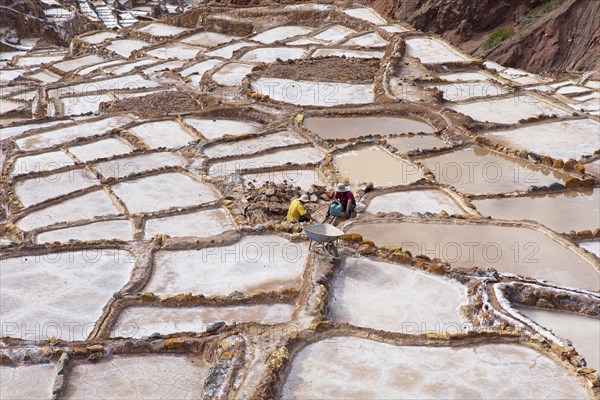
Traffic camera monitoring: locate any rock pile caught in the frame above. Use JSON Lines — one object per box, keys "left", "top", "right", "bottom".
{"left": 243, "top": 180, "right": 330, "bottom": 224}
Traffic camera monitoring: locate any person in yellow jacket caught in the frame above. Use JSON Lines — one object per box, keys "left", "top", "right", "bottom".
{"left": 287, "top": 194, "right": 316, "bottom": 223}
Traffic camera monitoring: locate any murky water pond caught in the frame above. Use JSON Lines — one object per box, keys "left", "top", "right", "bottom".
{"left": 334, "top": 146, "right": 424, "bottom": 187}
{"left": 473, "top": 188, "right": 600, "bottom": 233}
{"left": 517, "top": 307, "right": 600, "bottom": 371}
{"left": 304, "top": 115, "right": 435, "bottom": 140}
{"left": 418, "top": 147, "right": 573, "bottom": 194}
{"left": 348, "top": 221, "right": 599, "bottom": 291}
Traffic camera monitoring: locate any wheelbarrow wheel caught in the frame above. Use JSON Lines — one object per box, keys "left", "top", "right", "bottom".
{"left": 325, "top": 242, "right": 339, "bottom": 258}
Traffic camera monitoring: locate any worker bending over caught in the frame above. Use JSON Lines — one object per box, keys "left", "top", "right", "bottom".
{"left": 287, "top": 194, "right": 316, "bottom": 223}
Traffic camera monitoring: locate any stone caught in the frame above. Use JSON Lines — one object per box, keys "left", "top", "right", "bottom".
{"left": 564, "top": 178, "right": 582, "bottom": 188}
{"left": 163, "top": 338, "right": 185, "bottom": 349}
{"left": 427, "top": 263, "right": 447, "bottom": 274}
{"left": 360, "top": 239, "right": 376, "bottom": 247}
{"left": 552, "top": 159, "right": 565, "bottom": 168}
{"left": 268, "top": 347, "right": 289, "bottom": 370}
{"left": 576, "top": 230, "right": 593, "bottom": 239}
{"left": 548, "top": 182, "right": 565, "bottom": 191}
{"left": 388, "top": 250, "right": 412, "bottom": 264}
{"left": 340, "top": 233, "right": 363, "bottom": 243}
{"left": 574, "top": 164, "right": 585, "bottom": 174}
{"left": 206, "top": 322, "right": 226, "bottom": 333}
{"left": 358, "top": 243, "right": 376, "bottom": 255}
{"left": 140, "top": 292, "right": 156, "bottom": 301}
{"left": 0, "top": 353, "right": 12, "bottom": 365}
{"left": 52, "top": 374, "right": 64, "bottom": 395}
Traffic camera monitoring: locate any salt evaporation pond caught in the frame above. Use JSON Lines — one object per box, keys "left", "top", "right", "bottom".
{"left": 15, "top": 190, "right": 121, "bottom": 231}
{"left": 281, "top": 338, "right": 588, "bottom": 399}
{"left": 143, "top": 208, "right": 234, "bottom": 239}
{"left": 365, "top": 189, "right": 464, "bottom": 214}
{"left": 208, "top": 146, "right": 325, "bottom": 177}
{"left": 183, "top": 118, "right": 262, "bottom": 140}
{"left": 62, "top": 355, "right": 209, "bottom": 399}
{"left": 343, "top": 8, "right": 386, "bottom": 25}
{"left": 68, "top": 137, "right": 133, "bottom": 161}
{"left": 239, "top": 47, "right": 306, "bottom": 63}
{"left": 331, "top": 257, "right": 468, "bottom": 333}
{"left": 251, "top": 26, "right": 313, "bottom": 44}
{"left": 15, "top": 168, "right": 99, "bottom": 207}
{"left": 418, "top": 147, "right": 573, "bottom": 194}
{"left": 144, "top": 235, "right": 308, "bottom": 296}
{"left": 348, "top": 221, "right": 600, "bottom": 291}
{"left": 35, "top": 220, "right": 133, "bottom": 243}
{"left": 128, "top": 120, "right": 197, "bottom": 149}
{"left": 334, "top": 146, "right": 423, "bottom": 187}
{"left": 94, "top": 152, "right": 187, "bottom": 179}
{"left": 15, "top": 115, "right": 134, "bottom": 151}
{"left": 0, "top": 249, "right": 134, "bottom": 340}
{"left": 111, "top": 304, "right": 294, "bottom": 338}
{"left": 180, "top": 31, "right": 239, "bottom": 47}
{"left": 0, "top": 364, "right": 56, "bottom": 400}
{"left": 482, "top": 119, "right": 600, "bottom": 160}
{"left": 252, "top": 78, "right": 374, "bottom": 107}
{"left": 430, "top": 82, "right": 507, "bottom": 101}
{"left": 517, "top": 307, "right": 600, "bottom": 371}
{"left": 203, "top": 131, "right": 304, "bottom": 158}
{"left": 312, "top": 25, "right": 355, "bottom": 42}
{"left": 405, "top": 37, "right": 470, "bottom": 64}
{"left": 385, "top": 135, "right": 447, "bottom": 153}
{"left": 304, "top": 115, "right": 435, "bottom": 139}
{"left": 473, "top": 188, "right": 600, "bottom": 233}
{"left": 110, "top": 173, "right": 219, "bottom": 214}
{"left": 448, "top": 95, "right": 570, "bottom": 124}
{"left": 11, "top": 150, "right": 74, "bottom": 175}
{"left": 243, "top": 169, "right": 323, "bottom": 190}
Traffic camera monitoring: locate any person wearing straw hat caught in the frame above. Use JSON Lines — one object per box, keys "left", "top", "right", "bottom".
{"left": 287, "top": 194, "right": 316, "bottom": 223}
{"left": 332, "top": 182, "right": 356, "bottom": 218}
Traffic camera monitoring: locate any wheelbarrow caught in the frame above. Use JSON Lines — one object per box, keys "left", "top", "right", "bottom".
{"left": 302, "top": 223, "right": 344, "bottom": 258}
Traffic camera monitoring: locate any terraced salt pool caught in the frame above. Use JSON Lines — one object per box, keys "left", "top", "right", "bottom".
{"left": 208, "top": 146, "right": 325, "bottom": 177}
{"left": 365, "top": 189, "right": 464, "bottom": 214}
{"left": 347, "top": 221, "right": 600, "bottom": 291}
{"left": 282, "top": 339, "right": 587, "bottom": 399}
{"left": 203, "top": 131, "right": 304, "bottom": 158}
{"left": 517, "top": 307, "right": 600, "bottom": 371}
{"left": 333, "top": 146, "right": 423, "bottom": 187}
{"left": 111, "top": 304, "right": 294, "bottom": 338}
{"left": 472, "top": 189, "right": 600, "bottom": 233}
{"left": 304, "top": 115, "right": 435, "bottom": 140}
{"left": 252, "top": 78, "right": 374, "bottom": 106}
{"left": 448, "top": 95, "right": 570, "bottom": 124}
{"left": 1, "top": 249, "right": 134, "bottom": 340}
{"left": 331, "top": 257, "right": 468, "bottom": 333}
{"left": 62, "top": 355, "right": 209, "bottom": 399}
{"left": 418, "top": 147, "right": 573, "bottom": 194}
{"left": 144, "top": 235, "right": 308, "bottom": 296}
{"left": 482, "top": 119, "right": 600, "bottom": 160}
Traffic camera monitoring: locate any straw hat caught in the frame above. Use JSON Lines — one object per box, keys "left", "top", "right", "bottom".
{"left": 335, "top": 183, "right": 348, "bottom": 192}
{"left": 299, "top": 194, "right": 310, "bottom": 202}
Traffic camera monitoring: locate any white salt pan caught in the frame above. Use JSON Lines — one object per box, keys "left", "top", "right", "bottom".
{"left": 68, "top": 137, "right": 134, "bottom": 162}
{"left": 145, "top": 235, "right": 308, "bottom": 295}
{"left": 144, "top": 208, "right": 234, "bottom": 239}
{"left": 36, "top": 220, "right": 133, "bottom": 243}
{"left": 15, "top": 190, "right": 121, "bottom": 231}
{"left": 128, "top": 120, "right": 196, "bottom": 149}
{"left": 111, "top": 173, "right": 219, "bottom": 213}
